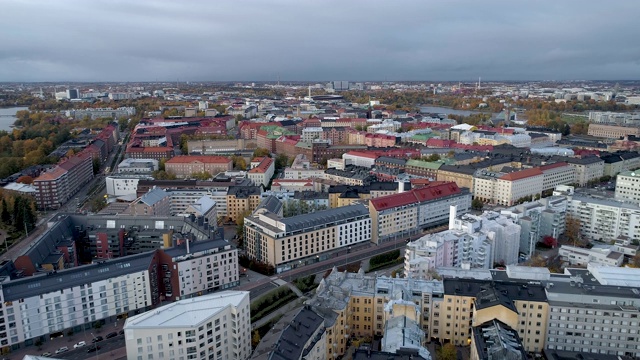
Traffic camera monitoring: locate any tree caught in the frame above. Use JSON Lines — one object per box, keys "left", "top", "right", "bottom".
{"left": 471, "top": 198, "right": 484, "bottom": 211}
{"left": 565, "top": 214, "right": 586, "bottom": 247}
{"left": 630, "top": 253, "right": 640, "bottom": 268}
{"left": 275, "top": 154, "right": 289, "bottom": 170}
{"left": 252, "top": 148, "right": 270, "bottom": 158}
{"left": 426, "top": 153, "right": 441, "bottom": 162}
{"left": 1, "top": 199, "right": 9, "bottom": 224}
{"left": 190, "top": 171, "right": 212, "bottom": 180}
{"left": 231, "top": 155, "right": 247, "bottom": 170}
{"left": 92, "top": 157, "right": 101, "bottom": 175}
{"left": 542, "top": 235, "right": 557, "bottom": 248}
{"left": 16, "top": 175, "right": 34, "bottom": 184}
{"left": 437, "top": 343, "right": 456, "bottom": 360}
{"left": 251, "top": 330, "right": 261, "bottom": 348}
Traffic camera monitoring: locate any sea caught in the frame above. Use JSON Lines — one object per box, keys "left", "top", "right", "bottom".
{"left": 0, "top": 106, "right": 28, "bottom": 131}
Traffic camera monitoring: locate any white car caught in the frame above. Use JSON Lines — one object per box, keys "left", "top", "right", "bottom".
{"left": 73, "top": 341, "right": 86, "bottom": 348}
{"left": 55, "top": 346, "right": 69, "bottom": 354}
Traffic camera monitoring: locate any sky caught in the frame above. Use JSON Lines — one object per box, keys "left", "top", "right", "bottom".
{"left": 1, "top": 0, "right": 639, "bottom": 82}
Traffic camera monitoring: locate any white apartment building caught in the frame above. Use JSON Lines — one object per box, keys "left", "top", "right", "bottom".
{"left": 558, "top": 245, "right": 624, "bottom": 267}
{"left": 540, "top": 162, "right": 575, "bottom": 191}
{"left": 124, "top": 291, "right": 251, "bottom": 360}
{"left": 567, "top": 192, "right": 640, "bottom": 242}
{"left": 405, "top": 210, "right": 521, "bottom": 278}
{"left": 0, "top": 252, "right": 155, "bottom": 348}
{"left": 117, "top": 158, "right": 159, "bottom": 174}
{"left": 342, "top": 151, "right": 377, "bottom": 168}
{"left": 248, "top": 157, "right": 275, "bottom": 188}
{"left": 615, "top": 170, "right": 640, "bottom": 204}
{"left": 566, "top": 157, "right": 604, "bottom": 186}
{"left": 173, "top": 243, "right": 238, "bottom": 299}
{"left": 284, "top": 156, "right": 325, "bottom": 180}
{"left": 106, "top": 176, "right": 151, "bottom": 197}
{"left": 473, "top": 168, "right": 543, "bottom": 206}
{"left": 301, "top": 127, "right": 323, "bottom": 142}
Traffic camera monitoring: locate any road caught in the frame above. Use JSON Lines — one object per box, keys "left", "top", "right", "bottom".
{"left": 235, "top": 235, "right": 415, "bottom": 296}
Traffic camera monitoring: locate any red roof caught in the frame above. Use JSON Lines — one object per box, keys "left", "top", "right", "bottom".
{"left": 344, "top": 151, "right": 379, "bottom": 159}
{"left": 370, "top": 182, "right": 461, "bottom": 211}
{"left": 249, "top": 157, "right": 274, "bottom": 173}
{"left": 166, "top": 155, "right": 231, "bottom": 164}
{"left": 539, "top": 162, "right": 569, "bottom": 171}
{"left": 499, "top": 168, "right": 543, "bottom": 181}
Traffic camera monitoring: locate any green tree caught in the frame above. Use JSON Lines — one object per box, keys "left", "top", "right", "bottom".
{"left": 1, "top": 199, "right": 10, "bottom": 224}
{"left": 92, "top": 157, "right": 101, "bottom": 175}
{"left": 190, "top": 171, "right": 212, "bottom": 180}
{"left": 437, "top": 343, "right": 456, "bottom": 360}
{"left": 252, "top": 148, "right": 271, "bottom": 158}
{"left": 13, "top": 196, "right": 24, "bottom": 228}
{"left": 426, "top": 153, "right": 441, "bottom": 162}
{"left": 472, "top": 198, "right": 484, "bottom": 211}
{"left": 275, "top": 154, "right": 289, "bottom": 170}
{"left": 231, "top": 155, "right": 247, "bottom": 170}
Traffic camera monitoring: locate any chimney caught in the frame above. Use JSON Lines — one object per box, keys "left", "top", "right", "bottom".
{"left": 449, "top": 205, "right": 457, "bottom": 229}
{"left": 398, "top": 181, "right": 405, "bottom": 194}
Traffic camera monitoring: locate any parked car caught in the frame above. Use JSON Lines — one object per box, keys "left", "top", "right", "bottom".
{"left": 87, "top": 345, "right": 101, "bottom": 353}
{"left": 55, "top": 346, "right": 69, "bottom": 354}
{"left": 73, "top": 341, "right": 86, "bottom": 349}
{"left": 41, "top": 352, "right": 52, "bottom": 357}
{"left": 92, "top": 336, "right": 103, "bottom": 343}
{"left": 119, "top": 329, "right": 124, "bottom": 336}
{"left": 106, "top": 332, "right": 118, "bottom": 339}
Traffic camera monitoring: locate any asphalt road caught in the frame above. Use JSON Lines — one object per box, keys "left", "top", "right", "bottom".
{"left": 58, "top": 336, "right": 125, "bottom": 360}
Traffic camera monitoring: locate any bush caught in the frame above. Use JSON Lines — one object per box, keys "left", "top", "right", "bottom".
{"left": 239, "top": 254, "right": 275, "bottom": 275}
{"left": 369, "top": 250, "right": 400, "bottom": 268}
{"left": 250, "top": 287, "right": 297, "bottom": 323}
{"left": 294, "top": 275, "right": 317, "bottom": 293}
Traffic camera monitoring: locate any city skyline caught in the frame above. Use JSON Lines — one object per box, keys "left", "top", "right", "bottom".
{"left": 1, "top": 0, "right": 640, "bottom": 82}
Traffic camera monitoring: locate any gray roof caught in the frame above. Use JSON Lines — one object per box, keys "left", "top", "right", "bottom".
{"left": 140, "top": 187, "right": 169, "bottom": 206}
{"left": 3, "top": 251, "right": 154, "bottom": 301}
{"left": 269, "top": 307, "right": 324, "bottom": 360}
{"left": 227, "top": 186, "right": 262, "bottom": 198}
{"left": 254, "top": 195, "right": 283, "bottom": 215}
{"left": 279, "top": 204, "right": 369, "bottom": 232}
{"left": 472, "top": 319, "right": 526, "bottom": 360}
{"left": 375, "top": 156, "right": 407, "bottom": 166}
{"left": 353, "top": 349, "right": 429, "bottom": 360}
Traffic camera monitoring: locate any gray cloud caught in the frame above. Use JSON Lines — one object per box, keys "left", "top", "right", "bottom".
{"left": 1, "top": 0, "right": 639, "bottom": 82}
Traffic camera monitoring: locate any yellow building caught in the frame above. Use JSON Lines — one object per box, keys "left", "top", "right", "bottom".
{"left": 226, "top": 186, "right": 262, "bottom": 222}
{"left": 442, "top": 279, "right": 548, "bottom": 352}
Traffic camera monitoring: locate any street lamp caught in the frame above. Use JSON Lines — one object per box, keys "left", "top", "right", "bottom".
{"left": 346, "top": 246, "right": 351, "bottom": 270}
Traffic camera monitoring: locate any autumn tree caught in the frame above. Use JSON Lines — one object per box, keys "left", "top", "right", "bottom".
{"left": 541, "top": 235, "right": 557, "bottom": 248}
{"left": 252, "top": 148, "right": 271, "bottom": 158}
{"left": 190, "top": 171, "right": 212, "bottom": 181}
{"left": 274, "top": 154, "right": 289, "bottom": 170}
{"left": 565, "top": 214, "right": 587, "bottom": 247}
{"left": 231, "top": 155, "right": 247, "bottom": 170}
{"left": 16, "top": 175, "right": 34, "bottom": 184}
{"left": 437, "top": 343, "right": 456, "bottom": 360}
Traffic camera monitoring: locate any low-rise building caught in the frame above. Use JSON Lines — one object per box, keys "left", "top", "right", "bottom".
{"left": 124, "top": 291, "right": 251, "bottom": 360}
{"left": 116, "top": 158, "right": 159, "bottom": 173}
{"left": 588, "top": 123, "right": 640, "bottom": 139}
{"left": 558, "top": 245, "right": 624, "bottom": 267}
{"left": 165, "top": 155, "right": 233, "bottom": 178}
{"left": 248, "top": 156, "right": 275, "bottom": 188}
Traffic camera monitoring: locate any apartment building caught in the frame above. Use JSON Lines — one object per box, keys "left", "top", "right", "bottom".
{"left": 405, "top": 160, "right": 441, "bottom": 179}
{"left": 369, "top": 182, "right": 471, "bottom": 243}
{"left": 566, "top": 191, "right": 640, "bottom": 242}
{"left": 615, "top": 170, "right": 640, "bottom": 204}
{"left": 539, "top": 162, "right": 576, "bottom": 191}
{"left": 405, "top": 210, "right": 521, "bottom": 278}
{"left": 116, "top": 158, "right": 159, "bottom": 173}
{"left": 165, "top": 155, "right": 233, "bottom": 178}
{"left": 106, "top": 175, "right": 152, "bottom": 197}
{"left": 566, "top": 157, "right": 605, "bottom": 186}
{"left": 342, "top": 151, "right": 378, "bottom": 168}
{"left": 124, "top": 291, "right": 251, "bottom": 360}
{"left": 473, "top": 168, "right": 543, "bottom": 206}
{"left": 324, "top": 166, "right": 373, "bottom": 186}
{"left": 127, "top": 188, "right": 171, "bottom": 216}
{"left": 33, "top": 153, "right": 94, "bottom": 209}
{"left": 545, "top": 265, "right": 640, "bottom": 358}
{"left": 284, "top": 154, "right": 325, "bottom": 179}
{"left": 442, "top": 278, "right": 549, "bottom": 352}
{"left": 588, "top": 123, "right": 640, "bottom": 139}
{"left": 226, "top": 186, "right": 262, "bottom": 222}
{"left": 244, "top": 204, "right": 370, "bottom": 270}
{"left": 558, "top": 245, "right": 624, "bottom": 267}
{"left": 258, "top": 306, "right": 327, "bottom": 360}
{"left": 248, "top": 156, "right": 275, "bottom": 188}
{"left": 470, "top": 319, "right": 527, "bottom": 360}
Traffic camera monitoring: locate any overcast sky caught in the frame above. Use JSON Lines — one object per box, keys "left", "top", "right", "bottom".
{"left": 1, "top": 0, "right": 639, "bottom": 82}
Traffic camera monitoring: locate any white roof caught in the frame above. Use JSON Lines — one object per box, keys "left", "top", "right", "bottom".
{"left": 124, "top": 291, "right": 249, "bottom": 329}
{"left": 451, "top": 123, "right": 475, "bottom": 131}
{"left": 3, "top": 182, "right": 36, "bottom": 194}
{"left": 587, "top": 264, "right": 640, "bottom": 287}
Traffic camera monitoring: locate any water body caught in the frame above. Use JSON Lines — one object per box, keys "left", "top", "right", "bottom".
{"left": 0, "top": 106, "right": 28, "bottom": 131}
{"left": 420, "top": 106, "right": 483, "bottom": 117}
